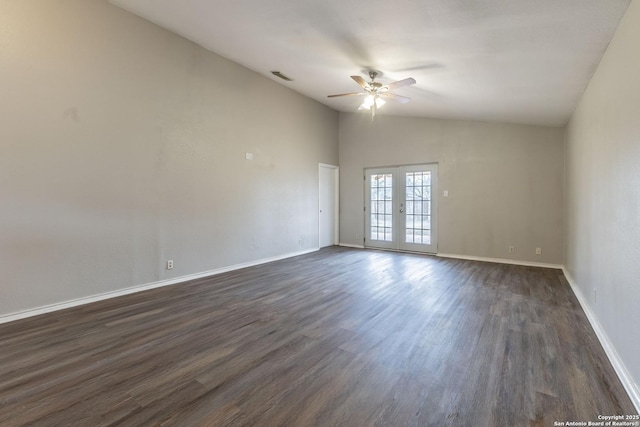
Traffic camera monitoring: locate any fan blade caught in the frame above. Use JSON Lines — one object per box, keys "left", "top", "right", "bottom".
{"left": 384, "top": 77, "right": 416, "bottom": 91}
{"left": 379, "top": 92, "right": 411, "bottom": 104}
{"left": 351, "top": 75, "right": 369, "bottom": 89}
{"left": 328, "top": 92, "right": 366, "bottom": 98}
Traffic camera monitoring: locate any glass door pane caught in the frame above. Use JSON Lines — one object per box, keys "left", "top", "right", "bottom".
{"left": 370, "top": 173, "right": 393, "bottom": 242}
{"left": 404, "top": 171, "right": 431, "bottom": 245}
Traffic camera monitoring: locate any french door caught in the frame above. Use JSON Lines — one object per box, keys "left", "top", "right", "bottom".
{"left": 365, "top": 164, "right": 438, "bottom": 253}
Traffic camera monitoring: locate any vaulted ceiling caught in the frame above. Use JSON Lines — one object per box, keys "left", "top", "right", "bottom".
{"left": 110, "top": 0, "right": 631, "bottom": 126}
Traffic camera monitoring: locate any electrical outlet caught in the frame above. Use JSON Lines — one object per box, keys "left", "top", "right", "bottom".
{"left": 166, "top": 260, "right": 174, "bottom": 270}
{"left": 508, "top": 245, "right": 515, "bottom": 253}
{"left": 535, "top": 247, "right": 542, "bottom": 255}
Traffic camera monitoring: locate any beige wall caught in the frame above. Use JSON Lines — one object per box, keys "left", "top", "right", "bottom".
{"left": 339, "top": 113, "right": 564, "bottom": 264}
{"left": 0, "top": 0, "right": 338, "bottom": 316}
{"left": 565, "top": 0, "right": 640, "bottom": 399}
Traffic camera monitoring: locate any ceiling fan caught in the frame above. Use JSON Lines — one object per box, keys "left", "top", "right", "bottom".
{"left": 328, "top": 71, "right": 416, "bottom": 118}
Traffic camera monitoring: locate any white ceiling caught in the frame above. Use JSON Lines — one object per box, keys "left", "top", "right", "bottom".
{"left": 110, "top": 0, "right": 630, "bottom": 127}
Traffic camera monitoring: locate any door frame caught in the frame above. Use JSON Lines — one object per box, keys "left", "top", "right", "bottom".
{"left": 319, "top": 163, "right": 339, "bottom": 248}
{"left": 364, "top": 163, "right": 438, "bottom": 254}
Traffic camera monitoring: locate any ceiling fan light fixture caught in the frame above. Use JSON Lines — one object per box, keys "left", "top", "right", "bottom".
{"left": 359, "top": 94, "right": 386, "bottom": 111}
{"left": 360, "top": 94, "right": 375, "bottom": 110}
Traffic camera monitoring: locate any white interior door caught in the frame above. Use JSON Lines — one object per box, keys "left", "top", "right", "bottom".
{"left": 319, "top": 164, "right": 339, "bottom": 248}
{"left": 365, "top": 164, "right": 438, "bottom": 253}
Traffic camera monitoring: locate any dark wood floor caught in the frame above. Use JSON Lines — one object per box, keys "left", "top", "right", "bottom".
{"left": 0, "top": 247, "right": 635, "bottom": 426}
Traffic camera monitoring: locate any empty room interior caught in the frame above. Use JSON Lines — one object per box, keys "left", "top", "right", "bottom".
{"left": 1, "top": 0, "right": 639, "bottom": 425}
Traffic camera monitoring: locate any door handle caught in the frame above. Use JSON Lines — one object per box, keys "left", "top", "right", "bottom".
{"left": 400, "top": 208, "right": 404, "bottom": 213}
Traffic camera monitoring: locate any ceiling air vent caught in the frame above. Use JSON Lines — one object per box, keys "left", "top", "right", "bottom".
{"left": 271, "top": 71, "right": 293, "bottom": 81}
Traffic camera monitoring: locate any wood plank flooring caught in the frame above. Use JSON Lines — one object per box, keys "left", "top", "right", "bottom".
{"left": 0, "top": 247, "right": 636, "bottom": 426}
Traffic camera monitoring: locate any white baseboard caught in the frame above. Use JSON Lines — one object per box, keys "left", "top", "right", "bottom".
{"left": 338, "top": 243, "right": 365, "bottom": 249}
{"left": 437, "top": 252, "right": 563, "bottom": 269}
{"left": 338, "top": 247, "right": 562, "bottom": 269}
{"left": 562, "top": 268, "right": 640, "bottom": 414}
{"left": 0, "top": 248, "right": 318, "bottom": 325}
